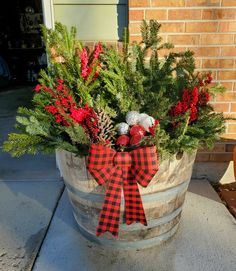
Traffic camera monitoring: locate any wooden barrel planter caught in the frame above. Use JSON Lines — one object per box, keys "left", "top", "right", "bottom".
{"left": 56, "top": 150, "right": 196, "bottom": 249}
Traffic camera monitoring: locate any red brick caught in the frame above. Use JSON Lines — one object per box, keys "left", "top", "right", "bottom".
{"left": 214, "top": 144, "right": 226, "bottom": 152}
{"left": 160, "top": 23, "right": 185, "bottom": 33}
{"left": 168, "top": 35, "right": 199, "bottom": 45}
{"left": 202, "top": 59, "right": 234, "bottom": 69}
{"left": 195, "top": 153, "right": 210, "bottom": 162}
{"left": 226, "top": 143, "right": 236, "bottom": 152}
{"left": 151, "top": 0, "right": 185, "bottom": 7}
{"left": 129, "top": 0, "right": 149, "bottom": 7}
{"left": 168, "top": 9, "right": 201, "bottom": 20}
{"left": 145, "top": 9, "right": 167, "bottom": 20}
{"left": 230, "top": 103, "right": 236, "bottom": 112}
{"left": 211, "top": 102, "right": 230, "bottom": 112}
{"left": 158, "top": 47, "right": 187, "bottom": 57}
{"left": 201, "top": 34, "right": 234, "bottom": 45}
{"left": 199, "top": 143, "right": 226, "bottom": 152}
{"left": 129, "top": 23, "right": 142, "bottom": 35}
{"left": 195, "top": 58, "right": 202, "bottom": 68}
{"left": 191, "top": 47, "right": 220, "bottom": 57}
{"left": 216, "top": 92, "right": 236, "bottom": 102}
{"left": 219, "top": 22, "right": 236, "bottom": 32}
{"left": 210, "top": 153, "right": 232, "bottom": 162}
{"left": 220, "top": 82, "right": 233, "bottom": 90}
{"left": 186, "top": 0, "right": 220, "bottom": 6}
{"left": 228, "top": 123, "right": 236, "bottom": 133}
{"left": 202, "top": 9, "right": 236, "bottom": 19}
{"left": 186, "top": 22, "right": 218, "bottom": 32}
{"left": 221, "top": 46, "right": 236, "bottom": 57}
{"left": 129, "top": 10, "right": 144, "bottom": 20}
{"left": 218, "top": 71, "right": 236, "bottom": 80}
{"left": 160, "top": 35, "right": 167, "bottom": 42}
{"left": 221, "top": 0, "right": 236, "bottom": 6}
{"left": 129, "top": 35, "right": 143, "bottom": 43}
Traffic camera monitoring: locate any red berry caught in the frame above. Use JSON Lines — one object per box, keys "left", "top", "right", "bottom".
{"left": 130, "top": 134, "right": 144, "bottom": 145}
{"left": 208, "top": 75, "right": 213, "bottom": 82}
{"left": 129, "top": 125, "right": 146, "bottom": 136}
{"left": 116, "top": 135, "right": 130, "bottom": 146}
{"left": 199, "top": 80, "right": 204, "bottom": 87}
{"left": 207, "top": 73, "right": 213, "bottom": 81}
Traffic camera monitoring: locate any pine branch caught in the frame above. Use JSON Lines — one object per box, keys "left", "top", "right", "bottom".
{"left": 122, "top": 27, "right": 129, "bottom": 58}
{"left": 64, "top": 124, "right": 89, "bottom": 145}
{"left": 140, "top": 20, "right": 149, "bottom": 46}
{"left": 2, "top": 133, "right": 45, "bottom": 157}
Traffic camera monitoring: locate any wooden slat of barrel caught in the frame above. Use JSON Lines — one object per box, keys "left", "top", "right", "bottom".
{"left": 74, "top": 217, "right": 180, "bottom": 249}
{"left": 56, "top": 150, "right": 196, "bottom": 249}
{"left": 57, "top": 150, "right": 196, "bottom": 194}
{"left": 66, "top": 179, "right": 188, "bottom": 242}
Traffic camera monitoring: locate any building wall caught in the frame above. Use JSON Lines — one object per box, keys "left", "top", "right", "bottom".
{"left": 129, "top": 0, "right": 236, "bottom": 167}
{"left": 53, "top": 0, "right": 128, "bottom": 41}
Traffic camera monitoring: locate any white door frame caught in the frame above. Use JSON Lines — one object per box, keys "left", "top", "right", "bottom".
{"left": 41, "top": 0, "right": 54, "bottom": 29}
{"left": 41, "top": 0, "right": 62, "bottom": 172}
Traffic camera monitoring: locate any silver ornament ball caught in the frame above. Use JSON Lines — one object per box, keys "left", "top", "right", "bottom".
{"left": 116, "top": 122, "right": 129, "bottom": 135}
{"left": 126, "top": 111, "right": 140, "bottom": 126}
{"left": 138, "top": 115, "right": 155, "bottom": 131}
{"left": 138, "top": 113, "right": 149, "bottom": 120}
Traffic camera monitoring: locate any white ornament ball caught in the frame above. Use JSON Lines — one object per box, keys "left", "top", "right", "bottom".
{"left": 116, "top": 122, "right": 129, "bottom": 135}
{"left": 139, "top": 115, "right": 155, "bottom": 131}
{"left": 138, "top": 113, "right": 149, "bottom": 121}
{"left": 126, "top": 111, "right": 140, "bottom": 126}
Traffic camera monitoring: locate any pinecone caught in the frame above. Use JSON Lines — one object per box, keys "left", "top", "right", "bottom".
{"left": 96, "top": 108, "right": 116, "bottom": 146}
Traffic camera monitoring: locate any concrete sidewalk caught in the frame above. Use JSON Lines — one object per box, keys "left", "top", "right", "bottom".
{"left": 32, "top": 180, "right": 236, "bottom": 271}
{"left": 0, "top": 87, "right": 64, "bottom": 270}
{"left": 0, "top": 87, "right": 236, "bottom": 271}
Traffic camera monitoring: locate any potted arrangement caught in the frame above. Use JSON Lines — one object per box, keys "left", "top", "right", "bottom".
{"left": 3, "top": 21, "right": 225, "bottom": 249}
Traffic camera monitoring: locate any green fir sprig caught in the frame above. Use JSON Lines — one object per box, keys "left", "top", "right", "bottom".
{"left": 3, "top": 20, "right": 226, "bottom": 158}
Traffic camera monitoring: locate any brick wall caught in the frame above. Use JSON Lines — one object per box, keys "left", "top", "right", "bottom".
{"left": 129, "top": 0, "right": 236, "bottom": 163}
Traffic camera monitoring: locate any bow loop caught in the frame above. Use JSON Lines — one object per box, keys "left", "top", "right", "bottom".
{"left": 87, "top": 144, "right": 116, "bottom": 169}
{"left": 87, "top": 144, "right": 116, "bottom": 184}
{"left": 130, "top": 146, "right": 158, "bottom": 187}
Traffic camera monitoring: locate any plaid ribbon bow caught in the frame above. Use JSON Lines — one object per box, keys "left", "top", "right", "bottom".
{"left": 87, "top": 144, "right": 158, "bottom": 237}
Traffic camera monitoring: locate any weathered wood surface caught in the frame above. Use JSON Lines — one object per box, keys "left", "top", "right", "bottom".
{"left": 56, "top": 150, "right": 196, "bottom": 248}
{"left": 57, "top": 150, "right": 196, "bottom": 194}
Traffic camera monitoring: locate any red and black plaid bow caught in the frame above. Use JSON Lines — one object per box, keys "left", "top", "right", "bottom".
{"left": 86, "top": 144, "right": 158, "bottom": 237}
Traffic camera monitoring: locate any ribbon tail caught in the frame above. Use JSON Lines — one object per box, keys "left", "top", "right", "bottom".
{"left": 123, "top": 181, "right": 147, "bottom": 226}
{"left": 96, "top": 169, "right": 123, "bottom": 237}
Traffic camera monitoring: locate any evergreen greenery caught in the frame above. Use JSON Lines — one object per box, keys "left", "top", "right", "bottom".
{"left": 3, "top": 20, "right": 226, "bottom": 159}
